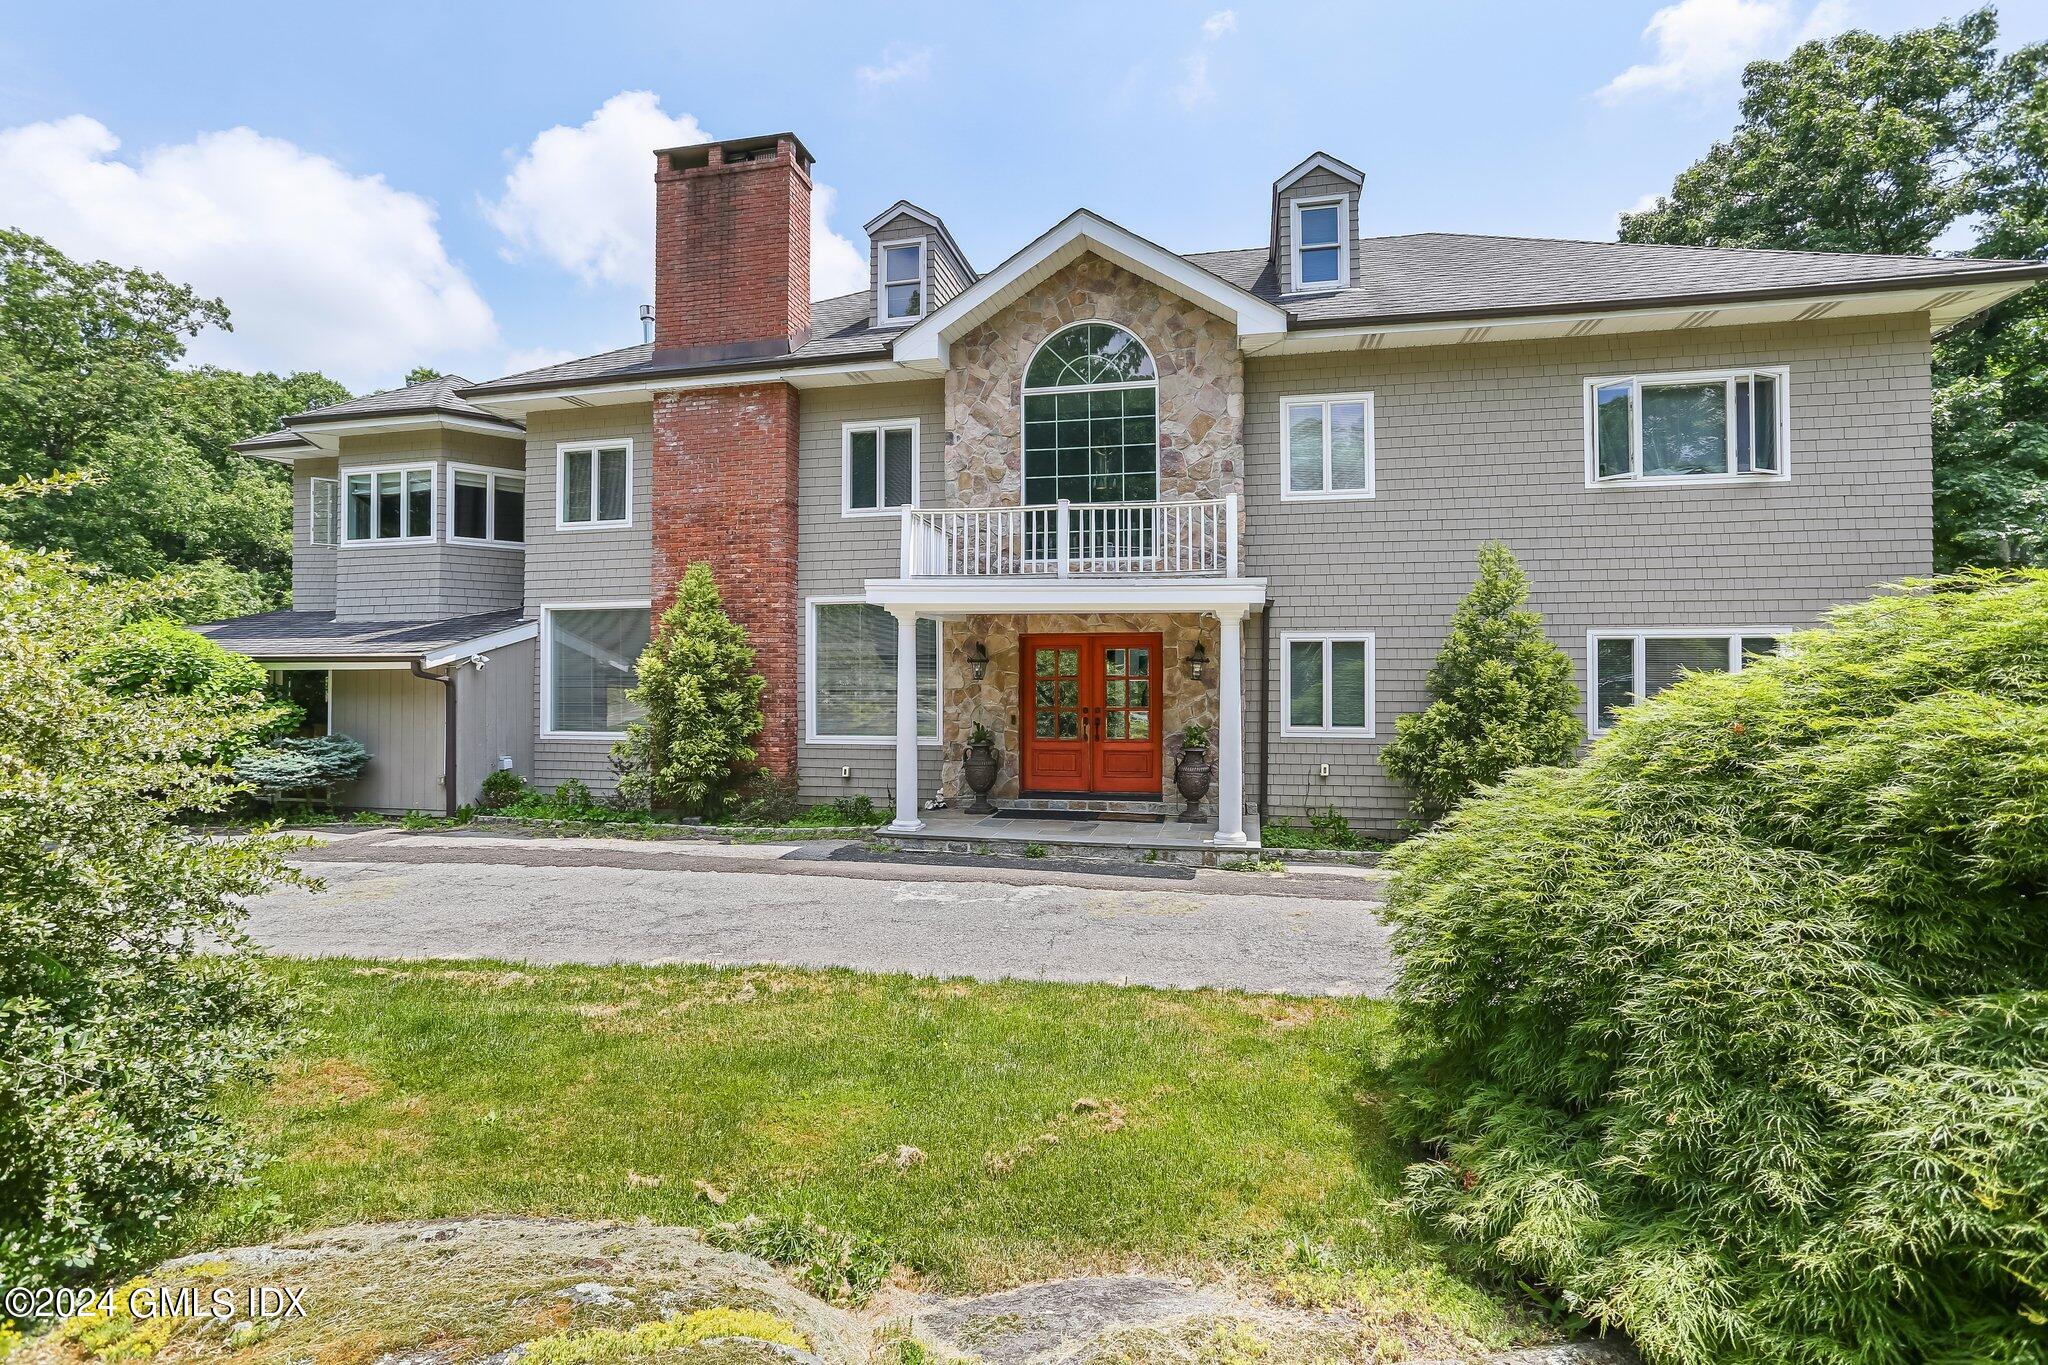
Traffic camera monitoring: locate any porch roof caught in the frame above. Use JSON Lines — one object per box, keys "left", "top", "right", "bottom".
{"left": 193, "top": 609, "right": 536, "bottom": 667}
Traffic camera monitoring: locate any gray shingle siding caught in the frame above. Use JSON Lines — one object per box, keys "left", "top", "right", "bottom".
{"left": 329, "top": 430, "right": 525, "bottom": 621}
{"left": 794, "top": 380, "right": 947, "bottom": 806}
{"left": 1273, "top": 167, "right": 1362, "bottom": 294}
{"left": 521, "top": 405, "right": 656, "bottom": 791}
{"left": 290, "top": 456, "right": 337, "bottom": 613}
{"left": 1241, "top": 313, "right": 1932, "bottom": 834}
{"left": 869, "top": 211, "right": 972, "bottom": 318}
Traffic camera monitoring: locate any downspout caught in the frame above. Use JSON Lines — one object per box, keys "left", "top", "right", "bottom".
{"left": 1257, "top": 603, "right": 1272, "bottom": 820}
{"left": 410, "top": 660, "right": 459, "bottom": 817}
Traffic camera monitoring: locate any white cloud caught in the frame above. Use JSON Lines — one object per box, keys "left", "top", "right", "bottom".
{"left": 498, "top": 345, "right": 579, "bottom": 376}
{"left": 1176, "top": 53, "right": 1216, "bottom": 110}
{"left": 1598, "top": 0, "right": 1855, "bottom": 102}
{"left": 856, "top": 45, "right": 933, "bottom": 88}
{"left": 1202, "top": 10, "right": 1237, "bottom": 39}
{"left": 0, "top": 114, "right": 495, "bottom": 389}
{"left": 484, "top": 90, "right": 868, "bottom": 302}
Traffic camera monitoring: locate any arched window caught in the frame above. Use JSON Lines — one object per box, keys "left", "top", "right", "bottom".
{"left": 1022, "top": 323, "right": 1158, "bottom": 507}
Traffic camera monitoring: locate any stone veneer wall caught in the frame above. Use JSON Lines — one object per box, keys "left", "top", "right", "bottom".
{"left": 940, "top": 612, "right": 1219, "bottom": 803}
{"left": 943, "top": 256, "right": 1245, "bottom": 509}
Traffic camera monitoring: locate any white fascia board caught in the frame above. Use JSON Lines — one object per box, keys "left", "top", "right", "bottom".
{"left": 863, "top": 575, "right": 1268, "bottom": 618}
{"left": 891, "top": 210, "right": 1290, "bottom": 366}
{"left": 421, "top": 620, "right": 540, "bottom": 669}
{"left": 1274, "top": 151, "right": 1365, "bottom": 192}
{"left": 462, "top": 359, "right": 911, "bottom": 417}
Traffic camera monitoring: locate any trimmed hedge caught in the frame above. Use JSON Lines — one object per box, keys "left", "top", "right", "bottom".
{"left": 1382, "top": 572, "right": 2048, "bottom": 1364}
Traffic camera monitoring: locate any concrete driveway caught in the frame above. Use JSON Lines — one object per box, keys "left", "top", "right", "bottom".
{"left": 241, "top": 827, "right": 1397, "bottom": 997}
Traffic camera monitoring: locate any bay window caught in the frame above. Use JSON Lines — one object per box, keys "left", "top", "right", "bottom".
{"left": 449, "top": 464, "right": 526, "bottom": 546}
{"left": 342, "top": 464, "right": 436, "bottom": 543}
{"left": 1587, "top": 367, "right": 1789, "bottom": 484}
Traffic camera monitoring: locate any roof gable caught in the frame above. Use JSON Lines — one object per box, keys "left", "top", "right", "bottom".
{"left": 891, "top": 209, "right": 1289, "bottom": 366}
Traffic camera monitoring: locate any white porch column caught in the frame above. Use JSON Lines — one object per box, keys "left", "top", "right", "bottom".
{"left": 884, "top": 607, "right": 925, "bottom": 833}
{"left": 1212, "top": 608, "right": 1249, "bottom": 845}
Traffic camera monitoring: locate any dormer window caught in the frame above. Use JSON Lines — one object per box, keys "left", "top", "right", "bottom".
{"left": 1291, "top": 198, "right": 1348, "bottom": 291}
{"left": 880, "top": 240, "right": 926, "bottom": 324}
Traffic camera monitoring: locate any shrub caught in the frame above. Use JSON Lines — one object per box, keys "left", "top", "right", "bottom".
{"left": 1378, "top": 543, "right": 1580, "bottom": 823}
{"left": 81, "top": 618, "right": 292, "bottom": 748}
{"left": 0, "top": 545, "right": 298, "bottom": 1286}
{"left": 475, "top": 769, "right": 529, "bottom": 812}
{"left": 706, "top": 1213, "right": 892, "bottom": 1303}
{"left": 611, "top": 564, "right": 764, "bottom": 816}
{"left": 230, "top": 734, "right": 369, "bottom": 801}
{"left": 1380, "top": 571, "right": 2048, "bottom": 1364}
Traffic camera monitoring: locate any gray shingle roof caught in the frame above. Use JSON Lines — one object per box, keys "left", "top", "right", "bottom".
{"left": 459, "top": 291, "right": 888, "bottom": 398}
{"left": 284, "top": 374, "right": 521, "bottom": 430}
{"left": 1187, "top": 234, "right": 2046, "bottom": 327}
{"left": 230, "top": 427, "right": 319, "bottom": 455}
{"left": 195, "top": 609, "right": 532, "bottom": 662}
{"left": 452, "top": 230, "right": 2047, "bottom": 401}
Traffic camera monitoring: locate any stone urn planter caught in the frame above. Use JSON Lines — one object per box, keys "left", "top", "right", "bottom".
{"left": 1174, "top": 723, "right": 1213, "bottom": 823}
{"left": 963, "top": 724, "right": 1001, "bottom": 814}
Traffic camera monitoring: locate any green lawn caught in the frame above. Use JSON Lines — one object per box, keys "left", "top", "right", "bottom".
{"left": 193, "top": 959, "right": 1535, "bottom": 1349}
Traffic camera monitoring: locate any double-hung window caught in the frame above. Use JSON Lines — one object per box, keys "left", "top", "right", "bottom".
{"left": 449, "top": 465, "right": 526, "bottom": 546}
{"left": 308, "top": 476, "right": 338, "bottom": 546}
{"left": 842, "top": 421, "right": 918, "bottom": 515}
{"left": 1282, "top": 394, "right": 1374, "bottom": 499}
{"left": 342, "top": 464, "right": 436, "bottom": 543}
{"left": 544, "top": 605, "right": 650, "bottom": 736}
{"left": 879, "top": 241, "right": 925, "bottom": 325}
{"left": 557, "top": 441, "right": 631, "bottom": 529}
{"left": 1291, "top": 197, "right": 1348, "bottom": 291}
{"left": 1587, "top": 367, "right": 1789, "bottom": 484}
{"left": 806, "top": 599, "right": 940, "bottom": 744}
{"left": 1589, "top": 631, "right": 1783, "bottom": 732}
{"left": 1282, "top": 632, "right": 1375, "bottom": 738}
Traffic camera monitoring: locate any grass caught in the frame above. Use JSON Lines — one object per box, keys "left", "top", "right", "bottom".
{"left": 189, "top": 959, "right": 1537, "bottom": 1348}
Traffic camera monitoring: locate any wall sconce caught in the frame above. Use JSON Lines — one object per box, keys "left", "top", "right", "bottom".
{"left": 967, "top": 641, "right": 989, "bottom": 681}
{"left": 1188, "top": 642, "right": 1210, "bottom": 680}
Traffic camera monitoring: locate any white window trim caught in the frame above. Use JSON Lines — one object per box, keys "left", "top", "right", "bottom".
{"left": 876, "top": 236, "right": 929, "bottom": 327}
{"left": 1288, "top": 195, "right": 1351, "bottom": 294}
{"left": 840, "top": 419, "right": 922, "bottom": 518}
{"left": 1585, "top": 628, "right": 1794, "bottom": 735}
{"left": 1583, "top": 366, "right": 1793, "bottom": 488}
{"left": 339, "top": 462, "right": 438, "bottom": 545}
{"left": 803, "top": 595, "right": 943, "bottom": 747}
{"left": 540, "top": 600, "right": 652, "bottom": 740}
{"left": 1279, "top": 631, "right": 1376, "bottom": 739}
{"left": 446, "top": 461, "right": 527, "bottom": 550}
{"left": 1278, "top": 393, "right": 1376, "bottom": 502}
{"left": 554, "top": 439, "right": 634, "bottom": 531}
{"left": 308, "top": 476, "right": 338, "bottom": 547}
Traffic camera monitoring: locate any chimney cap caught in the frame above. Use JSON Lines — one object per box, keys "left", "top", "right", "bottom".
{"left": 657, "top": 132, "right": 814, "bottom": 175}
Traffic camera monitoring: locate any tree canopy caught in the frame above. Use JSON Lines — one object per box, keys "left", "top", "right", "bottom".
{"left": 0, "top": 229, "right": 349, "bottom": 613}
{"left": 1620, "top": 7, "right": 2048, "bottom": 568}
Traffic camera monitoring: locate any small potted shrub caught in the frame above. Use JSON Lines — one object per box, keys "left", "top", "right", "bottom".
{"left": 963, "top": 722, "right": 1001, "bottom": 814}
{"left": 1175, "top": 722, "right": 1212, "bottom": 822}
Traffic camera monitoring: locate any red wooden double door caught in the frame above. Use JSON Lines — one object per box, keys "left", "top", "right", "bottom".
{"left": 1019, "top": 632, "right": 1163, "bottom": 795}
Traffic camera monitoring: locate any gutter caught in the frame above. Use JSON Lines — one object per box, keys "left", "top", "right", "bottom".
{"left": 409, "top": 660, "right": 459, "bottom": 818}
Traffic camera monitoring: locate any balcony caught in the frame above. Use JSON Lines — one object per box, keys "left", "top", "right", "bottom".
{"left": 899, "top": 495, "right": 1241, "bottom": 580}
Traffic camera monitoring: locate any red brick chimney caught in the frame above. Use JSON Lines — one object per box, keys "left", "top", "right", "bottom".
{"left": 648, "top": 133, "right": 814, "bottom": 780}
{"left": 651, "top": 133, "right": 812, "bottom": 360}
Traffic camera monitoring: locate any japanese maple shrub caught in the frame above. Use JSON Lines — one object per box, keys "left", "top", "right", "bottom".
{"left": 1381, "top": 571, "right": 2048, "bottom": 1364}
{"left": 1378, "top": 542, "right": 1581, "bottom": 822}
{"left": 612, "top": 563, "right": 765, "bottom": 815}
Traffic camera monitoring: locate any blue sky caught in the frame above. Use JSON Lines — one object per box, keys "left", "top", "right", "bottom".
{"left": 2, "top": 0, "right": 2043, "bottom": 392}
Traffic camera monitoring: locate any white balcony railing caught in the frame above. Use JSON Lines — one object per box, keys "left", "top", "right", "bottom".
{"left": 900, "top": 495, "right": 1239, "bottom": 579}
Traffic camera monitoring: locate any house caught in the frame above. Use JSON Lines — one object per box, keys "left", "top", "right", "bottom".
{"left": 202, "top": 131, "right": 2047, "bottom": 840}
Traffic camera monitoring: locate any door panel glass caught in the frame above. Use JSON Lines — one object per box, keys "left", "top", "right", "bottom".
{"left": 1105, "top": 679, "right": 1125, "bottom": 706}
{"left": 1058, "top": 649, "right": 1079, "bottom": 676}
{"left": 1106, "top": 712, "right": 1126, "bottom": 740}
{"left": 1106, "top": 648, "right": 1125, "bottom": 675}
{"left": 1057, "top": 712, "right": 1079, "bottom": 739}
{"left": 1129, "top": 679, "right": 1149, "bottom": 706}
{"left": 1035, "top": 648, "right": 1055, "bottom": 675}
{"left": 1129, "top": 711, "right": 1150, "bottom": 739}
{"left": 1131, "top": 649, "right": 1149, "bottom": 675}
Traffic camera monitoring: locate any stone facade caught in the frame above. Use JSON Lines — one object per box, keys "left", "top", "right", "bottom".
{"left": 939, "top": 612, "right": 1219, "bottom": 803}
{"left": 943, "top": 256, "right": 1245, "bottom": 510}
